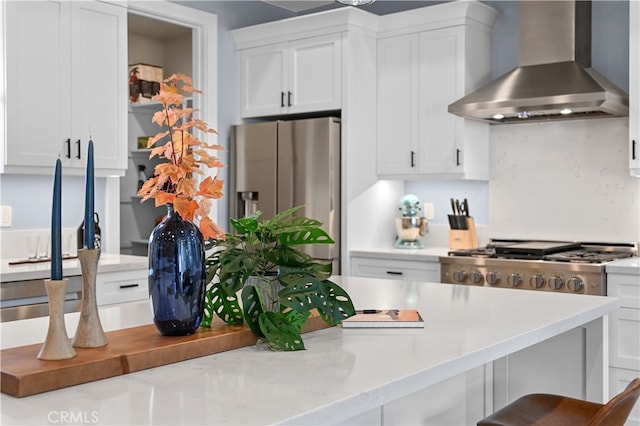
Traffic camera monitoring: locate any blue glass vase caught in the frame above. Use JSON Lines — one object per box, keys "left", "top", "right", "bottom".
{"left": 148, "top": 204, "right": 205, "bottom": 336}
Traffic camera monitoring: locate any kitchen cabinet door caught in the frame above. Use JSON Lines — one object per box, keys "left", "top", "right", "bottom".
{"left": 239, "top": 43, "right": 287, "bottom": 118}
{"left": 418, "top": 27, "right": 462, "bottom": 175}
{"left": 377, "top": 34, "right": 420, "bottom": 176}
{"left": 288, "top": 34, "right": 341, "bottom": 115}
{"left": 630, "top": 0, "right": 639, "bottom": 176}
{"left": 239, "top": 34, "right": 341, "bottom": 118}
{"left": 3, "top": 1, "right": 127, "bottom": 176}
{"left": 375, "top": 21, "right": 490, "bottom": 180}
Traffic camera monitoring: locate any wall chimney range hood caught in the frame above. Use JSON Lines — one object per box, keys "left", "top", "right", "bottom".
{"left": 448, "top": 1, "right": 629, "bottom": 124}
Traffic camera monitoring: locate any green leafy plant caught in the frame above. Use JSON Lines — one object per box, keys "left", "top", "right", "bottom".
{"left": 202, "top": 206, "right": 355, "bottom": 351}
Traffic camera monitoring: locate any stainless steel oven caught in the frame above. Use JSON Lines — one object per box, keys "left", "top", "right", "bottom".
{"left": 0, "top": 275, "right": 83, "bottom": 322}
{"left": 440, "top": 240, "right": 637, "bottom": 296}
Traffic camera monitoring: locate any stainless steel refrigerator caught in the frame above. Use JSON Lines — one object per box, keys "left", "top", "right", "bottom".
{"left": 230, "top": 117, "right": 341, "bottom": 272}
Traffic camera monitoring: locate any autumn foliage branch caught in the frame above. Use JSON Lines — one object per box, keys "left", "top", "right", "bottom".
{"left": 137, "top": 73, "right": 225, "bottom": 240}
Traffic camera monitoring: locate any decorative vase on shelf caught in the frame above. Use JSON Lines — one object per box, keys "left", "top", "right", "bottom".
{"left": 148, "top": 204, "right": 206, "bottom": 336}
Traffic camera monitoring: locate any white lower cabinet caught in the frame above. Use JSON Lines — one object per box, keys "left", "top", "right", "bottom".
{"left": 97, "top": 269, "right": 148, "bottom": 306}
{"left": 607, "top": 268, "right": 640, "bottom": 425}
{"left": 350, "top": 256, "right": 440, "bottom": 282}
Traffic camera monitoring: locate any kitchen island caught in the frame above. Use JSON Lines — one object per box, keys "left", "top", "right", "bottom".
{"left": 1, "top": 276, "right": 616, "bottom": 425}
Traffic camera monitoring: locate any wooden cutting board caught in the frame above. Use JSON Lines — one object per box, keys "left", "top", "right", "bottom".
{"left": 1, "top": 315, "right": 331, "bottom": 398}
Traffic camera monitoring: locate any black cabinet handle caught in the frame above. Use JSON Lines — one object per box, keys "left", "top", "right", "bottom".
{"left": 287, "top": 91, "right": 292, "bottom": 107}
{"left": 75, "top": 140, "right": 81, "bottom": 159}
{"left": 119, "top": 283, "right": 139, "bottom": 289}
{"left": 65, "top": 138, "right": 71, "bottom": 158}
{"left": 410, "top": 150, "right": 416, "bottom": 167}
{"left": 456, "top": 149, "right": 461, "bottom": 166}
{"left": 386, "top": 271, "right": 404, "bottom": 276}
{"left": 633, "top": 139, "right": 637, "bottom": 160}
{"left": 281, "top": 92, "right": 285, "bottom": 107}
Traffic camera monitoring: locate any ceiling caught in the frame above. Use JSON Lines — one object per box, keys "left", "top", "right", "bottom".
{"left": 261, "top": 0, "right": 334, "bottom": 12}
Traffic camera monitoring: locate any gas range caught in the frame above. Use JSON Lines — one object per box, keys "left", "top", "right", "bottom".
{"left": 439, "top": 240, "right": 637, "bottom": 295}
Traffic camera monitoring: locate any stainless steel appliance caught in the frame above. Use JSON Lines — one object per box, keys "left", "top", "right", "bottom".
{"left": 230, "top": 117, "right": 341, "bottom": 272}
{"left": 440, "top": 240, "right": 637, "bottom": 295}
{"left": 0, "top": 275, "right": 83, "bottom": 322}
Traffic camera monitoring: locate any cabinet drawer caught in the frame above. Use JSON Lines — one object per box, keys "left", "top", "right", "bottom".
{"left": 609, "top": 367, "right": 640, "bottom": 425}
{"left": 351, "top": 257, "right": 440, "bottom": 282}
{"left": 608, "top": 273, "right": 640, "bottom": 309}
{"left": 609, "top": 307, "right": 640, "bottom": 370}
{"left": 97, "top": 269, "right": 148, "bottom": 306}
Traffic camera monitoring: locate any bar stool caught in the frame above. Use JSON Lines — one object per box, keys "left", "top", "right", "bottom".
{"left": 478, "top": 378, "right": 640, "bottom": 426}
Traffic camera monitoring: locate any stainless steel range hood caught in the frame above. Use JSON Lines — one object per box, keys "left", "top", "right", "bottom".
{"left": 448, "top": 1, "right": 629, "bottom": 124}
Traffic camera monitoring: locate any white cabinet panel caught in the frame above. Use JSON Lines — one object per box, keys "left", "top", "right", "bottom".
{"left": 351, "top": 256, "right": 440, "bottom": 282}
{"left": 610, "top": 367, "right": 640, "bottom": 425}
{"left": 610, "top": 308, "right": 640, "bottom": 370}
{"left": 3, "top": 0, "right": 127, "bottom": 176}
{"left": 97, "top": 269, "right": 148, "bottom": 306}
{"left": 376, "top": 13, "right": 493, "bottom": 180}
{"left": 630, "top": 0, "right": 639, "bottom": 176}
{"left": 239, "top": 34, "right": 341, "bottom": 118}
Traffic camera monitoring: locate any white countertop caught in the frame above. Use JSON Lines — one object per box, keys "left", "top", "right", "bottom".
{"left": 350, "top": 246, "right": 449, "bottom": 261}
{"left": 0, "top": 276, "right": 617, "bottom": 425}
{"left": 606, "top": 257, "right": 640, "bottom": 275}
{"left": 0, "top": 254, "right": 148, "bottom": 282}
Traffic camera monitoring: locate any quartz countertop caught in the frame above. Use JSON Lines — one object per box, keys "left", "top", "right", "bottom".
{"left": 606, "top": 257, "right": 640, "bottom": 275}
{"left": 0, "top": 276, "right": 616, "bottom": 425}
{"left": 0, "top": 254, "right": 148, "bottom": 282}
{"left": 350, "top": 246, "right": 449, "bottom": 262}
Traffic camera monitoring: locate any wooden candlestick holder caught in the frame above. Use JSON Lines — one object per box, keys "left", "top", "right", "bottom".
{"left": 38, "top": 279, "right": 76, "bottom": 360}
{"left": 73, "top": 248, "right": 108, "bottom": 348}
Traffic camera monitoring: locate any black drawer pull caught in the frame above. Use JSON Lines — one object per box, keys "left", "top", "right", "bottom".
{"left": 75, "top": 139, "right": 81, "bottom": 159}
{"left": 65, "top": 138, "right": 71, "bottom": 158}
{"left": 633, "top": 139, "right": 637, "bottom": 160}
{"left": 386, "top": 271, "right": 403, "bottom": 275}
{"left": 119, "top": 283, "right": 139, "bottom": 289}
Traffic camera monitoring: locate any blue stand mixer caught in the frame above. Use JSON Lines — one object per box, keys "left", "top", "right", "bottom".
{"left": 394, "top": 194, "right": 428, "bottom": 249}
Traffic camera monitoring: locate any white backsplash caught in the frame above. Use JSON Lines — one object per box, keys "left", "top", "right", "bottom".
{"left": 489, "top": 117, "right": 639, "bottom": 243}
{"left": 0, "top": 228, "right": 78, "bottom": 261}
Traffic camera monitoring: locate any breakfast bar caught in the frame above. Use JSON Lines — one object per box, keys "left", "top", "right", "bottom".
{"left": 0, "top": 276, "right": 617, "bottom": 425}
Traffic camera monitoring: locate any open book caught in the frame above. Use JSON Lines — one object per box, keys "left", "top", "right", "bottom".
{"left": 342, "top": 309, "right": 424, "bottom": 328}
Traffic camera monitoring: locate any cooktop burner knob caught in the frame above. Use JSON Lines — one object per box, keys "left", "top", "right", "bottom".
{"left": 486, "top": 272, "right": 501, "bottom": 285}
{"left": 549, "top": 276, "right": 564, "bottom": 290}
{"left": 470, "top": 270, "right": 484, "bottom": 284}
{"left": 508, "top": 273, "right": 523, "bottom": 287}
{"left": 453, "top": 270, "right": 467, "bottom": 283}
{"left": 530, "top": 275, "right": 545, "bottom": 289}
{"left": 567, "top": 277, "right": 584, "bottom": 292}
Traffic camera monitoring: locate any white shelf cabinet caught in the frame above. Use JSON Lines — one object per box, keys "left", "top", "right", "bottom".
{"left": 3, "top": 0, "right": 127, "bottom": 176}
{"left": 607, "top": 267, "right": 640, "bottom": 425}
{"left": 376, "top": 3, "right": 497, "bottom": 180}
{"left": 238, "top": 33, "right": 341, "bottom": 118}
{"left": 630, "top": 0, "right": 639, "bottom": 176}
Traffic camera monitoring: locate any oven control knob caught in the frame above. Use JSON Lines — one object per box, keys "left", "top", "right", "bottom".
{"left": 508, "top": 273, "right": 523, "bottom": 287}
{"left": 530, "top": 275, "right": 545, "bottom": 289}
{"left": 470, "top": 270, "right": 484, "bottom": 284}
{"left": 486, "top": 272, "right": 501, "bottom": 285}
{"left": 548, "top": 276, "right": 564, "bottom": 290}
{"left": 567, "top": 277, "right": 584, "bottom": 292}
{"left": 453, "top": 270, "right": 467, "bottom": 283}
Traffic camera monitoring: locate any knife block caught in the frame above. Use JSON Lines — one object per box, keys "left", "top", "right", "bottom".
{"left": 449, "top": 217, "right": 478, "bottom": 250}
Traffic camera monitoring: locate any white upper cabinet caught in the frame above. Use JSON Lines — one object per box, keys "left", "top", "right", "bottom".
{"left": 376, "top": 2, "right": 498, "bottom": 180}
{"left": 238, "top": 34, "right": 341, "bottom": 118}
{"left": 630, "top": 0, "right": 639, "bottom": 176}
{"left": 3, "top": 1, "right": 127, "bottom": 176}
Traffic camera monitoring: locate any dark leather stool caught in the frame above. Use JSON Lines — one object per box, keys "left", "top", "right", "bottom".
{"left": 478, "top": 378, "right": 640, "bottom": 426}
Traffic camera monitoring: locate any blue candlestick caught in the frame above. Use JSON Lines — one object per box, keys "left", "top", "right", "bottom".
{"left": 51, "top": 159, "right": 63, "bottom": 280}
{"left": 84, "top": 140, "right": 95, "bottom": 249}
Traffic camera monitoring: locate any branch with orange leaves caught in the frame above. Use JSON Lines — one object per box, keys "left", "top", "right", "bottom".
{"left": 136, "top": 73, "right": 225, "bottom": 241}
